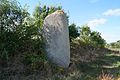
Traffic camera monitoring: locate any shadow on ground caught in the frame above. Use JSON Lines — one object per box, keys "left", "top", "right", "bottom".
{"left": 75, "top": 49, "right": 120, "bottom": 80}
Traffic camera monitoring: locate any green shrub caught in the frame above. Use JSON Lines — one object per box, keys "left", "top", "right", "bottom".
{"left": 79, "top": 25, "right": 106, "bottom": 48}
{"left": 69, "top": 23, "right": 79, "bottom": 42}
{"left": 0, "top": 0, "right": 45, "bottom": 63}
{"left": 0, "top": 0, "right": 27, "bottom": 60}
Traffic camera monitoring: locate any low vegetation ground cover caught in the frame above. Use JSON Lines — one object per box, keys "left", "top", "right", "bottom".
{"left": 0, "top": 41, "right": 120, "bottom": 80}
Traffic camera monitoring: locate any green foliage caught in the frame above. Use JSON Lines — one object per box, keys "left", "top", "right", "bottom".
{"left": 79, "top": 25, "right": 106, "bottom": 48}
{"left": 79, "top": 25, "right": 91, "bottom": 44}
{"left": 0, "top": 0, "right": 45, "bottom": 63}
{"left": 0, "top": 0, "right": 28, "bottom": 60}
{"left": 33, "top": 5, "right": 62, "bottom": 30}
{"left": 69, "top": 23, "right": 79, "bottom": 41}
{"left": 90, "top": 31, "right": 106, "bottom": 48}
{"left": 22, "top": 52, "right": 47, "bottom": 69}
{"left": 108, "top": 40, "right": 120, "bottom": 48}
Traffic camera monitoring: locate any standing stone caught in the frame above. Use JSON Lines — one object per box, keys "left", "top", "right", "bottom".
{"left": 43, "top": 10, "right": 70, "bottom": 68}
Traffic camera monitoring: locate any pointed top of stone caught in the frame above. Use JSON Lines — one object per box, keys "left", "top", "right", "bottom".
{"left": 45, "top": 10, "right": 65, "bottom": 19}
{"left": 55, "top": 10, "right": 65, "bottom": 14}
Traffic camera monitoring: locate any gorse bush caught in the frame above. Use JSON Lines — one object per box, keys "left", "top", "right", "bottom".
{"left": 90, "top": 31, "right": 106, "bottom": 48}
{"left": 0, "top": 0, "right": 28, "bottom": 60}
{"left": 79, "top": 25, "right": 91, "bottom": 44}
{"left": 79, "top": 25, "right": 106, "bottom": 48}
{"left": 68, "top": 24, "right": 106, "bottom": 48}
{"left": 0, "top": 0, "right": 45, "bottom": 63}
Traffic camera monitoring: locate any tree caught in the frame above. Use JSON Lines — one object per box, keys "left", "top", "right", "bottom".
{"left": 69, "top": 23, "right": 79, "bottom": 41}
{"left": 0, "top": 0, "right": 28, "bottom": 58}
{"left": 90, "top": 31, "right": 106, "bottom": 48}
{"left": 0, "top": 0, "right": 42, "bottom": 60}
{"left": 33, "top": 5, "right": 62, "bottom": 30}
{"left": 0, "top": 0, "right": 28, "bottom": 32}
{"left": 79, "top": 25, "right": 106, "bottom": 48}
{"left": 79, "top": 25, "right": 91, "bottom": 44}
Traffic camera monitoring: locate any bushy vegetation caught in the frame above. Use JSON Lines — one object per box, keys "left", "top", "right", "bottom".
{"left": 107, "top": 40, "right": 120, "bottom": 48}
{"left": 69, "top": 24, "right": 106, "bottom": 48}
{"left": 69, "top": 23, "right": 80, "bottom": 41}
{"left": 0, "top": 0, "right": 31, "bottom": 60}
{"left": 33, "top": 4, "right": 62, "bottom": 30}
{"left": 79, "top": 25, "right": 106, "bottom": 48}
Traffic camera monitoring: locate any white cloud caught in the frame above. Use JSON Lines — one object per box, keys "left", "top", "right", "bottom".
{"left": 87, "top": 18, "right": 107, "bottom": 27}
{"left": 103, "top": 8, "right": 120, "bottom": 16}
{"left": 101, "top": 33, "right": 120, "bottom": 43}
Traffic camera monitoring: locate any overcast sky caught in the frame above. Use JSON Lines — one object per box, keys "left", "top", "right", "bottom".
{"left": 19, "top": 0, "right": 120, "bottom": 43}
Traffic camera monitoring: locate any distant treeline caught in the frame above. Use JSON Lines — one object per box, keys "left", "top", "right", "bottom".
{"left": 107, "top": 40, "right": 120, "bottom": 48}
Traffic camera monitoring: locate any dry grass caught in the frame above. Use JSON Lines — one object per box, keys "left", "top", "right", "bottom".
{"left": 117, "top": 78, "right": 120, "bottom": 80}
{"left": 98, "top": 73, "right": 120, "bottom": 80}
{"left": 98, "top": 71, "right": 114, "bottom": 80}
